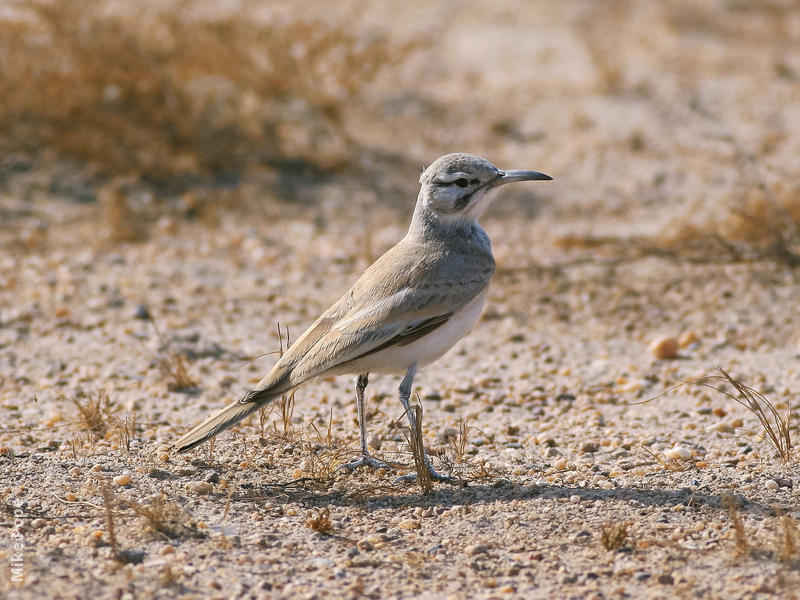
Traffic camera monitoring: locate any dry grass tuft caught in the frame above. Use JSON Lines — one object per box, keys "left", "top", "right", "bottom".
{"left": 777, "top": 510, "right": 800, "bottom": 563}
{"left": 98, "top": 483, "right": 145, "bottom": 564}
{"left": 700, "top": 369, "right": 792, "bottom": 463}
{"left": 276, "top": 392, "right": 297, "bottom": 441}
{"left": 142, "top": 313, "right": 199, "bottom": 392}
{"left": 115, "top": 415, "right": 136, "bottom": 454}
{"left": 158, "top": 350, "right": 198, "bottom": 393}
{"left": 0, "top": 0, "right": 420, "bottom": 179}
{"left": 599, "top": 521, "right": 629, "bottom": 551}
{"left": 303, "top": 442, "right": 351, "bottom": 480}
{"left": 722, "top": 493, "right": 749, "bottom": 556}
{"left": 69, "top": 390, "right": 116, "bottom": 438}
{"left": 404, "top": 404, "right": 433, "bottom": 494}
{"left": 100, "top": 483, "right": 119, "bottom": 557}
{"left": 260, "top": 323, "right": 298, "bottom": 440}
{"left": 644, "top": 367, "right": 794, "bottom": 463}
{"left": 446, "top": 418, "right": 472, "bottom": 464}
{"left": 160, "top": 563, "right": 179, "bottom": 587}
{"left": 99, "top": 177, "right": 146, "bottom": 243}
{"left": 124, "top": 493, "right": 205, "bottom": 540}
{"left": 305, "top": 507, "right": 333, "bottom": 535}
{"left": 205, "top": 437, "right": 216, "bottom": 463}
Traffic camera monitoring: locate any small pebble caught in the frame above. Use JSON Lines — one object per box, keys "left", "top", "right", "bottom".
{"left": 678, "top": 331, "right": 698, "bottom": 348}
{"left": 187, "top": 481, "right": 213, "bottom": 495}
{"left": 664, "top": 446, "right": 692, "bottom": 461}
{"left": 31, "top": 518, "right": 47, "bottom": 529}
{"left": 467, "top": 544, "right": 489, "bottom": 556}
{"left": 569, "top": 495, "right": 581, "bottom": 503}
{"left": 708, "top": 422, "right": 733, "bottom": 433}
{"left": 765, "top": 479, "right": 779, "bottom": 491}
{"left": 91, "top": 464, "right": 105, "bottom": 472}
{"left": 650, "top": 336, "right": 679, "bottom": 359}
{"left": 148, "top": 469, "right": 171, "bottom": 480}
{"left": 356, "top": 539, "right": 374, "bottom": 552}
{"left": 398, "top": 519, "right": 420, "bottom": 530}
{"left": 499, "top": 585, "right": 515, "bottom": 593}
{"left": 133, "top": 304, "right": 151, "bottom": 320}
{"left": 113, "top": 474, "right": 131, "bottom": 486}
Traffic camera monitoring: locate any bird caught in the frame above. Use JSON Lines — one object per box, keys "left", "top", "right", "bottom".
{"left": 172, "top": 153, "right": 552, "bottom": 482}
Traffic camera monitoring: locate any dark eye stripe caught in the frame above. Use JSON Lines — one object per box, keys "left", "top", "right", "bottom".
{"left": 433, "top": 177, "right": 479, "bottom": 187}
{"left": 453, "top": 191, "right": 474, "bottom": 212}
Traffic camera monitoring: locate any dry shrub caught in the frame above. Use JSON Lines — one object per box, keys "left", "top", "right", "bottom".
{"left": 158, "top": 350, "right": 198, "bottom": 393}
{"left": 305, "top": 507, "right": 332, "bottom": 535}
{"left": 659, "top": 182, "right": 800, "bottom": 266}
{"left": 0, "top": 0, "right": 419, "bottom": 179}
{"left": 125, "top": 493, "right": 205, "bottom": 539}
{"left": 656, "top": 108, "right": 800, "bottom": 266}
{"left": 599, "top": 521, "right": 629, "bottom": 551}
{"left": 69, "top": 389, "right": 116, "bottom": 438}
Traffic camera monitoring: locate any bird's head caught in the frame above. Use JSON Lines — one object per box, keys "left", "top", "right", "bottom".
{"left": 417, "top": 153, "right": 552, "bottom": 223}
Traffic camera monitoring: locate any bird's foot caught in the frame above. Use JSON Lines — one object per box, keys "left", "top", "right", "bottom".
{"left": 394, "top": 463, "right": 457, "bottom": 485}
{"left": 338, "top": 453, "right": 397, "bottom": 472}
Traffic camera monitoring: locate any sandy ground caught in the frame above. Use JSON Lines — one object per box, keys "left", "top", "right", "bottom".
{"left": 1, "top": 196, "right": 799, "bottom": 599}
{"left": 2, "top": 1, "right": 800, "bottom": 598}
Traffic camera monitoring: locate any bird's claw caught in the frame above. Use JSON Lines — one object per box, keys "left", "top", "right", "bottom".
{"left": 394, "top": 464, "right": 457, "bottom": 485}
{"left": 338, "top": 454, "right": 396, "bottom": 472}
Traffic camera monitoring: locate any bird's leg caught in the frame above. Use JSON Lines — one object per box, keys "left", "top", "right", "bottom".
{"left": 395, "top": 364, "right": 454, "bottom": 483}
{"left": 356, "top": 373, "right": 370, "bottom": 456}
{"left": 339, "top": 373, "right": 395, "bottom": 472}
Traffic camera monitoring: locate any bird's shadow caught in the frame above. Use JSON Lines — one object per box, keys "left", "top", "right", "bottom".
{"left": 235, "top": 476, "right": 775, "bottom": 519}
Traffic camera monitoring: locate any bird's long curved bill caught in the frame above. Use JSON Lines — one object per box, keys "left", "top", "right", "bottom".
{"left": 490, "top": 169, "right": 552, "bottom": 187}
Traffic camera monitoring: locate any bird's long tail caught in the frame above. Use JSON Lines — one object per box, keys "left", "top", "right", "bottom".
{"left": 172, "top": 389, "right": 280, "bottom": 453}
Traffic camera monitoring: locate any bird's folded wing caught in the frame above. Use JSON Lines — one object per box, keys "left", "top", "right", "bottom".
{"left": 287, "top": 286, "right": 458, "bottom": 380}
{"left": 264, "top": 279, "right": 484, "bottom": 390}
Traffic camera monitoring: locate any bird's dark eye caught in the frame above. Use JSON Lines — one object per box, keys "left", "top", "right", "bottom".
{"left": 454, "top": 178, "right": 469, "bottom": 188}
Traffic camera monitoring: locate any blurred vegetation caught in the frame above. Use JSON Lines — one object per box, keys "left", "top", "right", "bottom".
{"left": 0, "top": 0, "right": 419, "bottom": 182}
{"left": 0, "top": 0, "right": 798, "bottom": 264}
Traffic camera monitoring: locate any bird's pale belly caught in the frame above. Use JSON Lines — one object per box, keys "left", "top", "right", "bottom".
{"left": 340, "top": 290, "right": 487, "bottom": 375}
